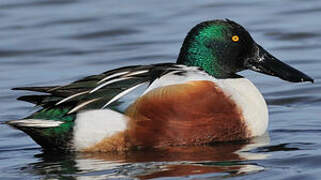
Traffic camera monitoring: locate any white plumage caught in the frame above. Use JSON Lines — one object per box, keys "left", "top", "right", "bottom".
{"left": 73, "top": 109, "right": 128, "bottom": 150}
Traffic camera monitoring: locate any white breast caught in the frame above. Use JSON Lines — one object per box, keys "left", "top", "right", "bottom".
{"left": 216, "top": 78, "right": 269, "bottom": 137}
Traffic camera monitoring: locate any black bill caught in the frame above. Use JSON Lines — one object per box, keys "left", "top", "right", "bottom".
{"left": 244, "top": 44, "right": 314, "bottom": 83}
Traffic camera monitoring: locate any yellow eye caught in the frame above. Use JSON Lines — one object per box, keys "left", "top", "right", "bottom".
{"left": 232, "top": 35, "right": 239, "bottom": 42}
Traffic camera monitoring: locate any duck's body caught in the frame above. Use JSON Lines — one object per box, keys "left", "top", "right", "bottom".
{"left": 7, "top": 20, "right": 312, "bottom": 152}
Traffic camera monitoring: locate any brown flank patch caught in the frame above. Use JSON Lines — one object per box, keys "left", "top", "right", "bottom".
{"left": 126, "top": 80, "right": 250, "bottom": 148}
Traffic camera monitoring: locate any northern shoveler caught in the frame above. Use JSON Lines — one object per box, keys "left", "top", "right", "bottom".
{"left": 7, "top": 19, "right": 313, "bottom": 152}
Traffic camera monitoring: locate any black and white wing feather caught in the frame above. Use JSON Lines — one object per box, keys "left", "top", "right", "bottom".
{"left": 13, "top": 63, "right": 197, "bottom": 114}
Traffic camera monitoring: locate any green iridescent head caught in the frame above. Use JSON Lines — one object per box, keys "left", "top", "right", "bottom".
{"left": 177, "top": 19, "right": 313, "bottom": 83}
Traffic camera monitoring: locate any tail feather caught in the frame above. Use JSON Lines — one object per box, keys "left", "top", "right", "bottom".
{"left": 6, "top": 119, "right": 74, "bottom": 151}
{"left": 17, "top": 95, "right": 63, "bottom": 105}
{"left": 12, "top": 86, "right": 58, "bottom": 93}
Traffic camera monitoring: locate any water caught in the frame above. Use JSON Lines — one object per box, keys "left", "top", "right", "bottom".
{"left": 0, "top": 0, "right": 320, "bottom": 179}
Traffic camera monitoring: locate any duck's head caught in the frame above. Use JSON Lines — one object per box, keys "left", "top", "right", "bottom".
{"left": 177, "top": 19, "right": 313, "bottom": 83}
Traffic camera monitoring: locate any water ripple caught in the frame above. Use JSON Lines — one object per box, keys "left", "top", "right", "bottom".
{"left": 265, "top": 31, "right": 320, "bottom": 41}
{"left": 0, "top": 0, "right": 76, "bottom": 10}
{"left": 69, "top": 29, "right": 141, "bottom": 40}
{"left": 33, "top": 17, "right": 101, "bottom": 28}
{"left": 280, "top": 7, "right": 321, "bottom": 15}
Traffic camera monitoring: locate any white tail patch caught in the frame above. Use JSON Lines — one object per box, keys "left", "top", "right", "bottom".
{"left": 73, "top": 109, "right": 128, "bottom": 151}
{"left": 7, "top": 119, "right": 63, "bottom": 128}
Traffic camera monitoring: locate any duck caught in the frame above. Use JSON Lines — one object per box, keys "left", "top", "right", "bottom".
{"left": 6, "top": 19, "right": 313, "bottom": 152}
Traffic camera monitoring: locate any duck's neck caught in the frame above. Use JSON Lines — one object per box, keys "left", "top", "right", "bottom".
{"left": 176, "top": 23, "right": 229, "bottom": 78}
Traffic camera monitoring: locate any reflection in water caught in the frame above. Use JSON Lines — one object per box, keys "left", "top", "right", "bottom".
{"left": 25, "top": 134, "right": 270, "bottom": 179}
